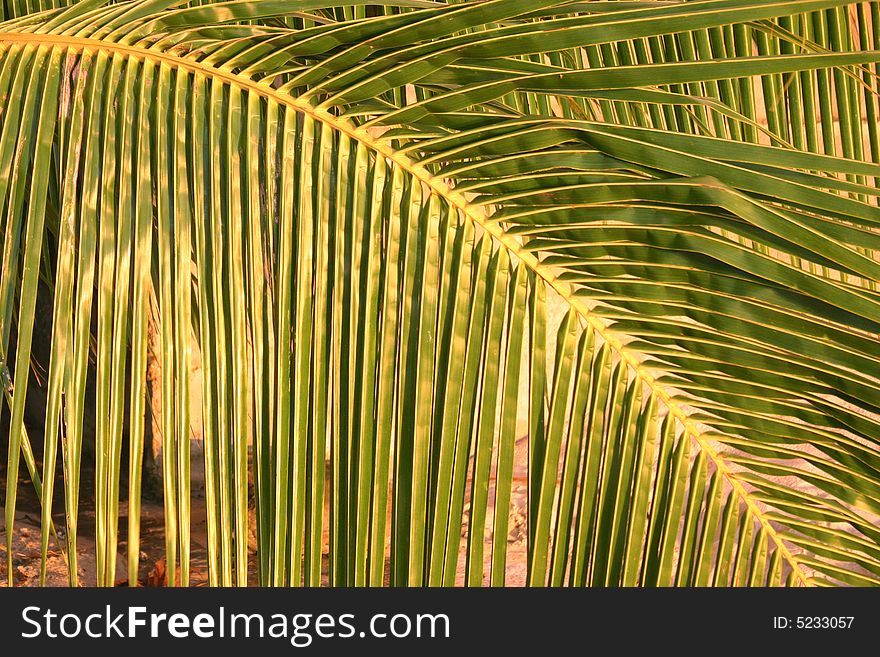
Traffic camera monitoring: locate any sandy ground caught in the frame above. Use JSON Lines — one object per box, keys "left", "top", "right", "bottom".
{"left": 0, "top": 434, "right": 530, "bottom": 587}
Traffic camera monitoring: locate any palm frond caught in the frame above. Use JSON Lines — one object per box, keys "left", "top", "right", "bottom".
{"left": 1, "top": 0, "right": 880, "bottom": 587}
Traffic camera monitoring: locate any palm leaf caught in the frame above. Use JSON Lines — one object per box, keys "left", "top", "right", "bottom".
{"left": 1, "top": 0, "right": 880, "bottom": 587}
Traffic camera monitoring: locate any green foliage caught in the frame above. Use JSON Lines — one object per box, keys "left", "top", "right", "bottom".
{"left": 2, "top": 0, "right": 880, "bottom": 587}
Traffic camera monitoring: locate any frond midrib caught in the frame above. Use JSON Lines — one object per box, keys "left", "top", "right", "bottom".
{"left": 0, "top": 30, "right": 811, "bottom": 585}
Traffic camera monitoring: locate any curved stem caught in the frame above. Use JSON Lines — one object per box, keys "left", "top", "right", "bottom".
{"left": 0, "top": 31, "right": 810, "bottom": 586}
